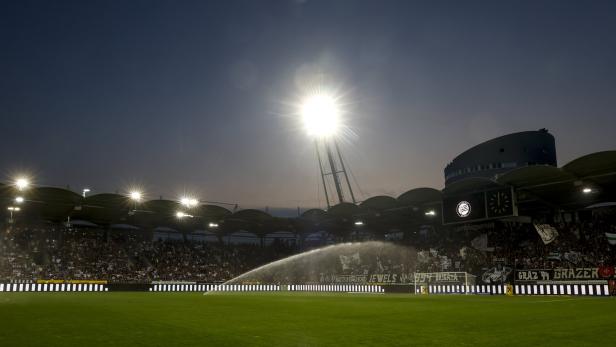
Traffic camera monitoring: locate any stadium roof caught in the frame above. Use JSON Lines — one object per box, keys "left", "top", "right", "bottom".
{"left": 458, "top": 151, "right": 616, "bottom": 208}
{"left": 360, "top": 196, "right": 398, "bottom": 211}
{"left": 397, "top": 187, "right": 442, "bottom": 206}
{"left": 562, "top": 151, "right": 616, "bottom": 177}
{"left": 1, "top": 150, "right": 614, "bottom": 234}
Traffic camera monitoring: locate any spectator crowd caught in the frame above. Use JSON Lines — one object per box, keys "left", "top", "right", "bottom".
{"left": 1, "top": 207, "right": 615, "bottom": 283}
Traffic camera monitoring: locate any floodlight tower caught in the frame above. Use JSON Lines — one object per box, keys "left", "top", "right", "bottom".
{"left": 301, "top": 92, "right": 356, "bottom": 208}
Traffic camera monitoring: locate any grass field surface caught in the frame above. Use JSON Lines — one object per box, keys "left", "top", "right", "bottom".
{"left": 1, "top": 292, "right": 614, "bottom": 346}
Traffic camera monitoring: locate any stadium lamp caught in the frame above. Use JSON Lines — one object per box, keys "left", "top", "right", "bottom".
{"left": 15, "top": 177, "right": 30, "bottom": 191}
{"left": 176, "top": 211, "right": 193, "bottom": 219}
{"left": 582, "top": 187, "right": 593, "bottom": 194}
{"left": 301, "top": 92, "right": 340, "bottom": 138}
{"left": 129, "top": 191, "right": 142, "bottom": 202}
{"left": 180, "top": 197, "right": 199, "bottom": 208}
{"left": 15, "top": 196, "right": 25, "bottom": 204}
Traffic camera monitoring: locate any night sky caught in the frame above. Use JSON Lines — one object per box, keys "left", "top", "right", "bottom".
{"left": 1, "top": 0, "right": 615, "bottom": 210}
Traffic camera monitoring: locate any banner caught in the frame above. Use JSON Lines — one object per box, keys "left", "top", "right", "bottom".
{"left": 515, "top": 267, "right": 616, "bottom": 283}
{"left": 534, "top": 223, "right": 558, "bottom": 244}
{"left": 319, "top": 273, "right": 416, "bottom": 284}
{"left": 319, "top": 272, "right": 470, "bottom": 284}
{"left": 481, "top": 265, "right": 512, "bottom": 283}
{"left": 319, "top": 274, "right": 368, "bottom": 284}
{"left": 36, "top": 279, "right": 108, "bottom": 284}
{"left": 413, "top": 272, "right": 470, "bottom": 285}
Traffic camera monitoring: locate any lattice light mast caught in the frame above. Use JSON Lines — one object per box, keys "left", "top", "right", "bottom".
{"left": 301, "top": 92, "right": 356, "bottom": 208}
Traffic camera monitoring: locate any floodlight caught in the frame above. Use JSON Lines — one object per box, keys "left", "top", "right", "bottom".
{"left": 15, "top": 196, "right": 24, "bottom": 204}
{"left": 354, "top": 220, "right": 364, "bottom": 226}
{"left": 15, "top": 177, "right": 30, "bottom": 190}
{"left": 176, "top": 211, "right": 193, "bottom": 219}
{"left": 582, "top": 187, "right": 592, "bottom": 194}
{"left": 208, "top": 222, "right": 219, "bottom": 228}
{"left": 425, "top": 210, "right": 436, "bottom": 216}
{"left": 180, "top": 196, "right": 199, "bottom": 208}
{"left": 129, "top": 191, "right": 142, "bottom": 201}
{"left": 301, "top": 92, "right": 340, "bottom": 137}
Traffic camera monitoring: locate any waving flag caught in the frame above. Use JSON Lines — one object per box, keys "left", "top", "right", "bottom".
{"left": 534, "top": 224, "right": 559, "bottom": 245}
{"left": 606, "top": 232, "right": 616, "bottom": 246}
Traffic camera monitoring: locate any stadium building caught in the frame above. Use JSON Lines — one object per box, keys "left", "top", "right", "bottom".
{"left": 444, "top": 129, "right": 557, "bottom": 185}
{"left": 1, "top": 131, "right": 615, "bottom": 296}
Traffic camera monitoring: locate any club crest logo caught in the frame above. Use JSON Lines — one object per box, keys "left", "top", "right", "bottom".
{"left": 456, "top": 201, "right": 471, "bottom": 218}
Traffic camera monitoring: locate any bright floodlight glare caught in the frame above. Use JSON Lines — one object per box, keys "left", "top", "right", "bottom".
{"left": 15, "top": 196, "right": 24, "bottom": 204}
{"left": 176, "top": 211, "right": 186, "bottom": 218}
{"left": 208, "top": 222, "right": 219, "bottom": 228}
{"left": 15, "top": 177, "right": 30, "bottom": 190}
{"left": 425, "top": 210, "right": 436, "bottom": 216}
{"left": 129, "top": 191, "right": 142, "bottom": 201}
{"left": 301, "top": 93, "right": 340, "bottom": 137}
{"left": 354, "top": 220, "right": 364, "bottom": 226}
{"left": 582, "top": 187, "right": 592, "bottom": 194}
{"left": 180, "top": 197, "right": 199, "bottom": 208}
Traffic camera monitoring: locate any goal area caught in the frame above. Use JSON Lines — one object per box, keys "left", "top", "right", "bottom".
{"left": 413, "top": 272, "right": 476, "bottom": 294}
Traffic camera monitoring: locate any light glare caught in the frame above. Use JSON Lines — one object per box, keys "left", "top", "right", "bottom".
{"left": 180, "top": 196, "right": 199, "bottom": 208}
{"left": 301, "top": 93, "right": 340, "bottom": 138}
{"left": 15, "top": 196, "right": 24, "bottom": 204}
{"left": 176, "top": 211, "right": 193, "bottom": 219}
{"left": 129, "top": 191, "right": 142, "bottom": 201}
{"left": 15, "top": 177, "right": 30, "bottom": 190}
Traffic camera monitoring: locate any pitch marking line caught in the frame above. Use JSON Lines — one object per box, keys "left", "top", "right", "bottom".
{"left": 532, "top": 298, "right": 581, "bottom": 303}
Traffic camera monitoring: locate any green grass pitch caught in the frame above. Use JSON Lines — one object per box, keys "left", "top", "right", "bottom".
{"left": 1, "top": 292, "right": 614, "bottom": 346}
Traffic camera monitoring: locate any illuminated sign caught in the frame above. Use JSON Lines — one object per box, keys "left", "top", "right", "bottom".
{"left": 443, "top": 187, "right": 516, "bottom": 225}
{"left": 456, "top": 201, "right": 471, "bottom": 217}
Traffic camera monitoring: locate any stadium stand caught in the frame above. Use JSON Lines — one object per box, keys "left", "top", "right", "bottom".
{"left": 1, "top": 150, "right": 615, "bottom": 294}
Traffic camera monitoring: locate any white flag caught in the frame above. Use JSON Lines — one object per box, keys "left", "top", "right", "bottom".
{"left": 606, "top": 232, "right": 616, "bottom": 246}
{"left": 339, "top": 252, "right": 360, "bottom": 271}
{"left": 534, "top": 224, "right": 559, "bottom": 244}
{"left": 470, "top": 233, "right": 494, "bottom": 251}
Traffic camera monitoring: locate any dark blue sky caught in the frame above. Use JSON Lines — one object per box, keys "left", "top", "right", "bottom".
{"left": 1, "top": 0, "right": 615, "bottom": 209}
